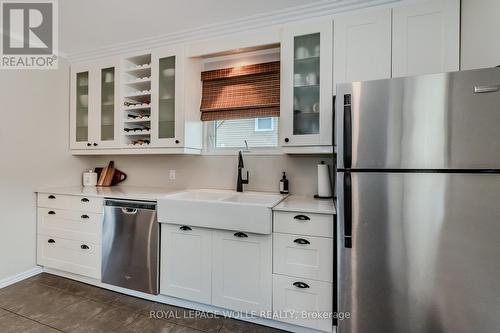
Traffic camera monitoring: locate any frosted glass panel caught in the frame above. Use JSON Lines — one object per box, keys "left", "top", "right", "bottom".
{"left": 293, "top": 33, "right": 320, "bottom": 135}
{"left": 158, "top": 56, "right": 176, "bottom": 139}
{"left": 76, "top": 71, "right": 89, "bottom": 142}
{"left": 101, "top": 67, "right": 114, "bottom": 141}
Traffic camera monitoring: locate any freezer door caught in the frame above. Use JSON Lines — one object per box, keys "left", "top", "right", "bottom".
{"left": 337, "top": 172, "right": 500, "bottom": 333}
{"left": 336, "top": 68, "right": 500, "bottom": 169}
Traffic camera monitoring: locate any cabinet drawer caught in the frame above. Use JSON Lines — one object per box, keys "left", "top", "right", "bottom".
{"left": 273, "top": 274, "right": 333, "bottom": 332}
{"left": 37, "top": 235, "right": 101, "bottom": 279}
{"left": 273, "top": 233, "right": 333, "bottom": 282}
{"left": 37, "top": 208, "right": 101, "bottom": 244}
{"left": 273, "top": 211, "right": 333, "bottom": 238}
{"left": 38, "top": 193, "right": 103, "bottom": 213}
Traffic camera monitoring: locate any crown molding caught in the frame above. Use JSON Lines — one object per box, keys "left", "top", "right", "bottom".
{"left": 67, "top": 0, "right": 402, "bottom": 63}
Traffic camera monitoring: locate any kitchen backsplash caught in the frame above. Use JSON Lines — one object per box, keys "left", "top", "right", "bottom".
{"left": 85, "top": 154, "right": 333, "bottom": 196}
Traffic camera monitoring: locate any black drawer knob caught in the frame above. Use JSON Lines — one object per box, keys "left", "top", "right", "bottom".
{"left": 81, "top": 198, "right": 90, "bottom": 203}
{"left": 48, "top": 195, "right": 56, "bottom": 199}
{"left": 293, "top": 282, "right": 310, "bottom": 289}
{"left": 81, "top": 214, "right": 90, "bottom": 219}
{"left": 48, "top": 211, "right": 56, "bottom": 215}
{"left": 180, "top": 226, "right": 192, "bottom": 231}
{"left": 284, "top": 138, "right": 289, "bottom": 143}
{"left": 175, "top": 139, "right": 180, "bottom": 144}
{"left": 93, "top": 143, "right": 98, "bottom": 146}
{"left": 48, "top": 239, "right": 55, "bottom": 244}
{"left": 81, "top": 245, "right": 89, "bottom": 250}
{"left": 234, "top": 232, "right": 248, "bottom": 238}
{"left": 87, "top": 143, "right": 91, "bottom": 147}
{"left": 293, "top": 214, "right": 310, "bottom": 221}
{"left": 293, "top": 238, "right": 310, "bottom": 245}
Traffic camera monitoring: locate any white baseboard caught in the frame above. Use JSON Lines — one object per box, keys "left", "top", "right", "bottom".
{"left": 0, "top": 266, "right": 43, "bottom": 289}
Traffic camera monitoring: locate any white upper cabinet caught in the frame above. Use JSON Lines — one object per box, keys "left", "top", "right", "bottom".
{"left": 70, "top": 59, "right": 120, "bottom": 150}
{"left": 281, "top": 20, "right": 333, "bottom": 148}
{"left": 392, "top": 0, "right": 460, "bottom": 77}
{"left": 333, "top": 8, "right": 392, "bottom": 91}
{"left": 151, "top": 46, "right": 185, "bottom": 148}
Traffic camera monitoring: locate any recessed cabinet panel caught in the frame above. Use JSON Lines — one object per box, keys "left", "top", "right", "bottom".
{"left": 392, "top": 0, "right": 460, "bottom": 77}
{"left": 334, "top": 8, "right": 392, "bottom": 90}
{"left": 212, "top": 230, "right": 272, "bottom": 313}
{"left": 76, "top": 71, "right": 90, "bottom": 143}
{"left": 160, "top": 224, "right": 212, "bottom": 304}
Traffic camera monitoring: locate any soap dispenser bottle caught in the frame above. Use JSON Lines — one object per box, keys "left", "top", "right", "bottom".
{"left": 280, "top": 172, "right": 289, "bottom": 194}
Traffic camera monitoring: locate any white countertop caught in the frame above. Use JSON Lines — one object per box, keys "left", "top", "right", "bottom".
{"left": 273, "top": 195, "right": 336, "bottom": 215}
{"left": 36, "top": 186, "right": 179, "bottom": 201}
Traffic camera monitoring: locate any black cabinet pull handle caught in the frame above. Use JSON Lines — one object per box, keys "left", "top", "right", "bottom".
{"left": 48, "top": 195, "right": 56, "bottom": 199}
{"left": 93, "top": 143, "right": 98, "bottom": 146}
{"left": 293, "top": 282, "right": 310, "bottom": 289}
{"left": 81, "top": 214, "right": 89, "bottom": 219}
{"left": 48, "top": 239, "right": 55, "bottom": 244}
{"left": 234, "top": 232, "right": 248, "bottom": 238}
{"left": 179, "top": 226, "right": 192, "bottom": 231}
{"left": 81, "top": 198, "right": 89, "bottom": 203}
{"left": 293, "top": 215, "right": 310, "bottom": 221}
{"left": 175, "top": 139, "right": 180, "bottom": 144}
{"left": 48, "top": 211, "right": 56, "bottom": 215}
{"left": 87, "top": 143, "right": 91, "bottom": 147}
{"left": 81, "top": 245, "right": 89, "bottom": 250}
{"left": 294, "top": 238, "right": 310, "bottom": 245}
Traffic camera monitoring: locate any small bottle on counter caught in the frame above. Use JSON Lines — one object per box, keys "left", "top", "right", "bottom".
{"left": 280, "top": 172, "right": 289, "bottom": 194}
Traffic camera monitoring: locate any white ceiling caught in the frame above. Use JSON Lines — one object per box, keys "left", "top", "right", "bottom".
{"left": 59, "top": 0, "right": 323, "bottom": 55}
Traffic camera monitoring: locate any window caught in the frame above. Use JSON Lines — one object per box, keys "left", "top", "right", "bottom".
{"left": 206, "top": 117, "right": 279, "bottom": 149}
{"left": 254, "top": 118, "right": 274, "bottom": 132}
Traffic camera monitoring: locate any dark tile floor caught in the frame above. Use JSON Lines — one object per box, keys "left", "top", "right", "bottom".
{"left": 0, "top": 273, "right": 287, "bottom": 333}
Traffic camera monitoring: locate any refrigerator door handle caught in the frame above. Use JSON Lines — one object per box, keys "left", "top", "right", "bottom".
{"left": 343, "top": 95, "right": 352, "bottom": 169}
{"left": 344, "top": 172, "right": 352, "bottom": 248}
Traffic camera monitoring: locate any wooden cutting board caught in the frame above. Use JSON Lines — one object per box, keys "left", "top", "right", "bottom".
{"left": 95, "top": 167, "right": 127, "bottom": 186}
{"left": 97, "top": 161, "right": 115, "bottom": 187}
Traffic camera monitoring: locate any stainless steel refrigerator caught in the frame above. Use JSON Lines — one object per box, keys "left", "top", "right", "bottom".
{"left": 335, "top": 67, "right": 500, "bottom": 333}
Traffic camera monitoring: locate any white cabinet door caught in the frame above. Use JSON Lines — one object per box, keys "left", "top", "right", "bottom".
{"left": 151, "top": 46, "right": 185, "bottom": 148}
{"left": 160, "top": 224, "right": 212, "bottom": 304}
{"left": 70, "top": 63, "right": 97, "bottom": 150}
{"left": 212, "top": 230, "right": 272, "bottom": 312}
{"left": 281, "top": 20, "right": 333, "bottom": 147}
{"left": 334, "top": 8, "right": 392, "bottom": 91}
{"left": 95, "top": 58, "right": 121, "bottom": 148}
{"left": 392, "top": 0, "right": 460, "bottom": 77}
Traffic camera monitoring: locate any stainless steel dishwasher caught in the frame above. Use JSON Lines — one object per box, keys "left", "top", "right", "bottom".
{"left": 102, "top": 199, "right": 159, "bottom": 295}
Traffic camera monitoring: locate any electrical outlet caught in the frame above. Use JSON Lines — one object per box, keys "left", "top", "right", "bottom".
{"left": 169, "top": 170, "right": 176, "bottom": 180}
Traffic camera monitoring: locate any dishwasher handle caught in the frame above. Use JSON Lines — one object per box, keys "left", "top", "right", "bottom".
{"left": 105, "top": 199, "right": 156, "bottom": 210}
{"left": 122, "top": 208, "right": 138, "bottom": 214}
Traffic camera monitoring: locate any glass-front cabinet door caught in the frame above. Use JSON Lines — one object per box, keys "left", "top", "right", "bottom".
{"left": 281, "top": 21, "right": 333, "bottom": 148}
{"left": 70, "top": 65, "right": 95, "bottom": 149}
{"left": 151, "top": 46, "right": 183, "bottom": 147}
{"left": 96, "top": 60, "right": 119, "bottom": 148}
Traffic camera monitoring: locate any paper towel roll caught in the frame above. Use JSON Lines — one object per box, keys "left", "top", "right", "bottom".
{"left": 317, "top": 162, "right": 332, "bottom": 198}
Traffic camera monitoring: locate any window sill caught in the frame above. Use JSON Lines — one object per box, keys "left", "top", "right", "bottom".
{"left": 202, "top": 148, "right": 284, "bottom": 156}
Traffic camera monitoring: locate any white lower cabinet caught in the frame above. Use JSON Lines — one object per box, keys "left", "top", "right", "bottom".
{"left": 273, "top": 233, "right": 333, "bottom": 282}
{"left": 160, "top": 224, "right": 212, "bottom": 304}
{"left": 37, "top": 235, "right": 101, "bottom": 279}
{"left": 36, "top": 193, "right": 103, "bottom": 279}
{"left": 212, "top": 230, "right": 272, "bottom": 313}
{"left": 273, "top": 274, "right": 333, "bottom": 332}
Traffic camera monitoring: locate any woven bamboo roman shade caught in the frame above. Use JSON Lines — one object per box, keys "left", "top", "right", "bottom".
{"left": 200, "top": 61, "right": 280, "bottom": 121}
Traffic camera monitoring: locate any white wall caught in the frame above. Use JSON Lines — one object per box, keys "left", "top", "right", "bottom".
{"left": 85, "top": 154, "right": 332, "bottom": 196}
{"left": 461, "top": 0, "right": 500, "bottom": 70}
{"left": 0, "top": 60, "right": 90, "bottom": 281}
